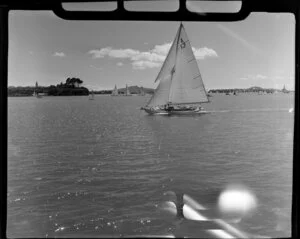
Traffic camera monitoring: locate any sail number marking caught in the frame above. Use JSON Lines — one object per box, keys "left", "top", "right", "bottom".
{"left": 180, "top": 38, "right": 186, "bottom": 49}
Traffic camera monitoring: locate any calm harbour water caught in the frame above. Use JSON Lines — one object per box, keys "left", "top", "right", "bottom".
{"left": 7, "top": 93, "right": 293, "bottom": 238}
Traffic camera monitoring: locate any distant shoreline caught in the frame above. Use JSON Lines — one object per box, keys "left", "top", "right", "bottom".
{"left": 7, "top": 85, "right": 293, "bottom": 97}
{"left": 7, "top": 91, "right": 294, "bottom": 97}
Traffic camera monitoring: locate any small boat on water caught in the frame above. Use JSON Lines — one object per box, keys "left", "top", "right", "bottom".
{"left": 124, "top": 84, "right": 132, "bottom": 96}
{"left": 111, "top": 84, "right": 119, "bottom": 96}
{"left": 33, "top": 90, "right": 42, "bottom": 98}
{"left": 282, "top": 84, "right": 290, "bottom": 93}
{"left": 33, "top": 81, "right": 42, "bottom": 98}
{"left": 141, "top": 23, "right": 209, "bottom": 115}
{"left": 139, "top": 86, "right": 145, "bottom": 96}
{"left": 89, "top": 90, "right": 95, "bottom": 100}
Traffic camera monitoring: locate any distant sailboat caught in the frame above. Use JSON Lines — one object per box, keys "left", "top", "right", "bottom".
{"left": 141, "top": 23, "right": 209, "bottom": 115}
{"left": 111, "top": 84, "right": 119, "bottom": 96}
{"left": 89, "top": 90, "right": 95, "bottom": 100}
{"left": 140, "top": 86, "right": 145, "bottom": 96}
{"left": 125, "top": 84, "right": 132, "bottom": 96}
{"left": 282, "top": 85, "right": 289, "bottom": 93}
{"left": 33, "top": 81, "right": 42, "bottom": 98}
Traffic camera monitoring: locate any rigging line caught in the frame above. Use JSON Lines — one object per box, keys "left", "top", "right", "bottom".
{"left": 188, "top": 58, "right": 196, "bottom": 63}
{"left": 193, "top": 74, "right": 202, "bottom": 79}
{"left": 181, "top": 39, "right": 190, "bottom": 45}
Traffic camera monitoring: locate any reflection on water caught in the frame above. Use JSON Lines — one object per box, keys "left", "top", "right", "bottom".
{"left": 7, "top": 94, "right": 293, "bottom": 237}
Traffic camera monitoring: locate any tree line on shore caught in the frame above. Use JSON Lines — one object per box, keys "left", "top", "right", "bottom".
{"left": 8, "top": 80, "right": 289, "bottom": 97}
{"left": 208, "top": 86, "right": 290, "bottom": 94}
{"left": 8, "top": 78, "right": 89, "bottom": 96}
{"left": 8, "top": 83, "right": 155, "bottom": 96}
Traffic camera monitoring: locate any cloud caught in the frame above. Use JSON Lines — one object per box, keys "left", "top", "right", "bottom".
{"left": 152, "top": 42, "right": 173, "bottom": 56}
{"left": 256, "top": 74, "right": 268, "bottom": 80}
{"left": 90, "top": 65, "right": 102, "bottom": 70}
{"left": 132, "top": 61, "right": 161, "bottom": 70}
{"left": 88, "top": 48, "right": 111, "bottom": 58}
{"left": 117, "top": 62, "right": 124, "bottom": 66}
{"left": 53, "top": 52, "right": 66, "bottom": 57}
{"left": 88, "top": 48, "right": 139, "bottom": 59}
{"left": 88, "top": 42, "right": 218, "bottom": 70}
{"left": 241, "top": 74, "right": 268, "bottom": 81}
{"left": 192, "top": 47, "right": 218, "bottom": 59}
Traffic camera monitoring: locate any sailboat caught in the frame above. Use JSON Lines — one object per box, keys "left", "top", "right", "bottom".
{"left": 282, "top": 84, "right": 289, "bottom": 93}
{"left": 89, "top": 90, "right": 95, "bottom": 100}
{"left": 111, "top": 84, "right": 119, "bottom": 96}
{"left": 125, "top": 84, "right": 132, "bottom": 96}
{"left": 141, "top": 23, "right": 209, "bottom": 115}
{"left": 139, "top": 86, "right": 145, "bottom": 96}
{"left": 33, "top": 81, "right": 42, "bottom": 98}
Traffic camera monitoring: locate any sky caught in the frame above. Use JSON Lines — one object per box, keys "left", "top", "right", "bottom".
{"left": 8, "top": 4, "right": 295, "bottom": 91}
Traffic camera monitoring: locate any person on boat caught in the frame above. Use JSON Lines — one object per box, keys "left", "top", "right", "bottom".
{"left": 164, "top": 104, "right": 169, "bottom": 111}
{"left": 195, "top": 105, "right": 202, "bottom": 111}
{"left": 167, "top": 104, "right": 174, "bottom": 111}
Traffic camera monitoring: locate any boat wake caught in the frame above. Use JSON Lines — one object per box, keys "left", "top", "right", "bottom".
{"left": 142, "top": 108, "right": 292, "bottom": 116}
{"left": 205, "top": 108, "right": 292, "bottom": 114}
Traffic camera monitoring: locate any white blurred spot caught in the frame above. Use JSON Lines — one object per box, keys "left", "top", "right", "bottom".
{"left": 55, "top": 226, "right": 66, "bottom": 232}
{"left": 218, "top": 184, "right": 257, "bottom": 220}
{"left": 289, "top": 107, "right": 294, "bottom": 113}
{"left": 161, "top": 201, "right": 177, "bottom": 216}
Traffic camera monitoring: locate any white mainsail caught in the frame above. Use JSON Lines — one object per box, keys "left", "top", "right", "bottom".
{"left": 146, "top": 26, "right": 180, "bottom": 107}
{"left": 146, "top": 23, "right": 208, "bottom": 108}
